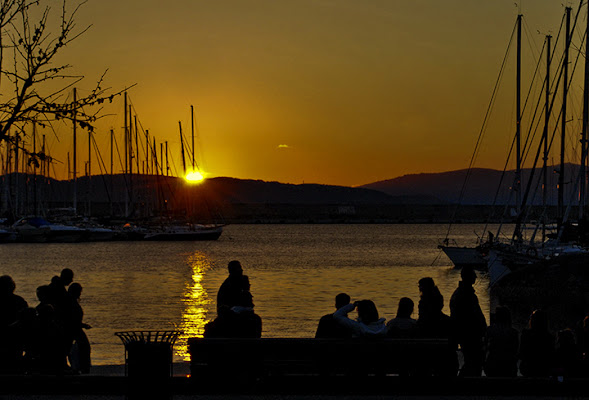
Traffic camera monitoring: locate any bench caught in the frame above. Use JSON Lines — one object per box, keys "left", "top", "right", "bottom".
{"left": 188, "top": 337, "right": 453, "bottom": 380}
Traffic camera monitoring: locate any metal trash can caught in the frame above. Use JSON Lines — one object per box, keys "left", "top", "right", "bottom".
{"left": 115, "top": 331, "right": 180, "bottom": 380}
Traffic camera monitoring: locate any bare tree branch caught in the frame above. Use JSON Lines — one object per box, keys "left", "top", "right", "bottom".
{"left": 0, "top": 0, "right": 132, "bottom": 164}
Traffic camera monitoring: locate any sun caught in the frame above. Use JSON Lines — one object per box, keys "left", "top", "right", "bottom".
{"left": 185, "top": 171, "right": 205, "bottom": 183}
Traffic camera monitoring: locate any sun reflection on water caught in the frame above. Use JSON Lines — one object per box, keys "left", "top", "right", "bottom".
{"left": 176, "top": 251, "right": 214, "bottom": 360}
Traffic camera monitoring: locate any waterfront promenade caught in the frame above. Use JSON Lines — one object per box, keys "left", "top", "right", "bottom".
{"left": 1, "top": 362, "right": 588, "bottom": 399}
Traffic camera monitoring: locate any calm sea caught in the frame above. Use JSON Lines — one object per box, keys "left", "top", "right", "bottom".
{"left": 1, "top": 223, "right": 496, "bottom": 365}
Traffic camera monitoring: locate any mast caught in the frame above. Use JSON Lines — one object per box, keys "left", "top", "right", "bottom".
{"left": 129, "top": 106, "right": 133, "bottom": 177}
{"left": 110, "top": 128, "right": 114, "bottom": 216}
{"left": 145, "top": 130, "right": 150, "bottom": 175}
{"left": 560, "top": 7, "right": 572, "bottom": 224}
{"left": 160, "top": 143, "right": 164, "bottom": 176}
{"left": 179, "top": 122, "right": 186, "bottom": 174}
{"left": 33, "top": 121, "right": 37, "bottom": 215}
{"left": 580, "top": 2, "right": 589, "bottom": 219}
{"left": 165, "top": 141, "right": 169, "bottom": 176}
{"left": 73, "top": 87, "right": 77, "bottom": 214}
{"left": 135, "top": 115, "right": 139, "bottom": 174}
{"left": 124, "top": 92, "right": 128, "bottom": 217}
{"left": 191, "top": 105, "right": 195, "bottom": 172}
{"left": 88, "top": 119, "right": 92, "bottom": 217}
{"left": 128, "top": 105, "right": 134, "bottom": 215}
{"left": 14, "top": 132, "right": 18, "bottom": 217}
{"left": 516, "top": 14, "right": 522, "bottom": 216}
{"left": 543, "top": 35, "right": 551, "bottom": 244}
{"left": 41, "top": 134, "right": 46, "bottom": 212}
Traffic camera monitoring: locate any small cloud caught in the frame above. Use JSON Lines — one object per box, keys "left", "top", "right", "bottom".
{"left": 277, "top": 144, "right": 290, "bottom": 149}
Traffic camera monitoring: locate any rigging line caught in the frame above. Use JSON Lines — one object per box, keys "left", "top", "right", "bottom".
{"left": 493, "top": 24, "right": 576, "bottom": 240}
{"left": 443, "top": 18, "right": 518, "bottom": 241}
{"left": 486, "top": 125, "right": 517, "bottom": 240}
{"left": 169, "top": 146, "right": 179, "bottom": 178}
{"left": 522, "top": 16, "right": 542, "bottom": 66}
{"left": 520, "top": 41, "right": 548, "bottom": 165}
{"left": 92, "top": 138, "right": 113, "bottom": 203}
{"left": 470, "top": 25, "right": 517, "bottom": 169}
{"left": 127, "top": 100, "right": 150, "bottom": 167}
{"left": 112, "top": 127, "right": 133, "bottom": 212}
{"left": 544, "top": 22, "right": 586, "bottom": 160}
{"left": 131, "top": 115, "right": 149, "bottom": 169}
{"left": 513, "top": 76, "right": 570, "bottom": 242}
{"left": 90, "top": 134, "right": 113, "bottom": 205}
{"left": 181, "top": 128, "right": 201, "bottom": 172}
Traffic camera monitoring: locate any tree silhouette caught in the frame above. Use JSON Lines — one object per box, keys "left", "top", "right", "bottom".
{"left": 0, "top": 0, "right": 128, "bottom": 162}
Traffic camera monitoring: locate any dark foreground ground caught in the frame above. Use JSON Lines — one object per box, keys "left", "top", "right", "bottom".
{"left": 0, "top": 363, "right": 588, "bottom": 399}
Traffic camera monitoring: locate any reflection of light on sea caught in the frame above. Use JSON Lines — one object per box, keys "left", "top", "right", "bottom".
{"left": 176, "top": 251, "right": 213, "bottom": 360}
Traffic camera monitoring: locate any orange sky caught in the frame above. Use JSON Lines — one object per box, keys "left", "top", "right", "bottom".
{"left": 23, "top": 0, "right": 586, "bottom": 186}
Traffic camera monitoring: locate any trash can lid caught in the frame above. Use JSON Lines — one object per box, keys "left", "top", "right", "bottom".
{"left": 115, "top": 330, "right": 181, "bottom": 346}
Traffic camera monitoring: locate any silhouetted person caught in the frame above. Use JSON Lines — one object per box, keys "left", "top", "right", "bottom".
{"left": 230, "top": 288, "right": 262, "bottom": 338}
{"left": 67, "top": 283, "right": 91, "bottom": 374}
{"left": 0, "top": 275, "right": 28, "bottom": 373}
{"left": 519, "top": 309, "right": 555, "bottom": 377}
{"left": 450, "top": 267, "right": 487, "bottom": 377}
{"left": 484, "top": 306, "right": 518, "bottom": 377}
{"left": 416, "top": 277, "right": 457, "bottom": 377}
{"left": 36, "top": 303, "right": 66, "bottom": 374}
{"left": 387, "top": 297, "right": 417, "bottom": 338}
{"left": 35, "top": 285, "right": 51, "bottom": 310}
{"left": 0, "top": 275, "right": 28, "bottom": 327}
{"left": 554, "top": 328, "right": 583, "bottom": 378}
{"left": 12, "top": 307, "right": 40, "bottom": 374}
{"left": 205, "top": 302, "right": 262, "bottom": 339}
{"left": 217, "top": 260, "right": 249, "bottom": 312}
{"left": 417, "top": 277, "right": 450, "bottom": 338}
{"left": 204, "top": 307, "right": 237, "bottom": 338}
{"left": 206, "top": 271, "right": 261, "bottom": 338}
{"left": 316, "top": 293, "right": 353, "bottom": 338}
{"left": 333, "top": 299, "right": 386, "bottom": 338}
{"left": 47, "top": 268, "right": 74, "bottom": 322}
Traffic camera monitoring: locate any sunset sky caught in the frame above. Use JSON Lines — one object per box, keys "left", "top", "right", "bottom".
{"left": 30, "top": 0, "right": 586, "bottom": 186}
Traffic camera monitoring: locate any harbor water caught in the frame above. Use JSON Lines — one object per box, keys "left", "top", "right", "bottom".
{"left": 1, "top": 223, "right": 496, "bottom": 365}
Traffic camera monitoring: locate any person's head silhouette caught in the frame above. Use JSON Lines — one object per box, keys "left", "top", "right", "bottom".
{"left": 60, "top": 268, "right": 74, "bottom": 286}
{"left": 335, "top": 293, "right": 350, "bottom": 310}
{"left": 227, "top": 260, "right": 243, "bottom": 277}
{"left": 461, "top": 266, "right": 476, "bottom": 286}
{"left": 397, "top": 297, "right": 414, "bottom": 318}
{"left": 356, "top": 300, "right": 379, "bottom": 324}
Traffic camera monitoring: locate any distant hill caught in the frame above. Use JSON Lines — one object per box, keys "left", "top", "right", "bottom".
{"left": 360, "top": 164, "right": 583, "bottom": 205}
{"left": 0, "top": 173, "right": 443, "bottom": 210}
{"left": 201, "top": 177, "right": 444, "bottom": 205}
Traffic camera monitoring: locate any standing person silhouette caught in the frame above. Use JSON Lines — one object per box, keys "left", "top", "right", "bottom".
{"left": 417, "top": 277, "right": 457, "bottom": 376}
{"left": 316, "top": 293, "right": 353, "bottom": 338}
{"left": 0, "top": 275, "right": 28, "bottom": 373}
{"left": 417, "top": 277, "right": 449, "bottom": 337}
{"left": 66, "top": 283, "right": 92, "bottom": 374}
{"left": 47, "top": 268, "right": 75, "bottom": 371}
{"left": 47, "top": 268, "right": 74, "bottom": 319}
{"left": 450, "top": 267, "right": 487, "bottom": 377}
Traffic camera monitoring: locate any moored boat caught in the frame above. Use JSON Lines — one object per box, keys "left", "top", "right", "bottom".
{"left": 142, "top": 224, "right": 223, "bottom": 241}
{"left": 12, "top": 216, "right": 85, "bottom": 243}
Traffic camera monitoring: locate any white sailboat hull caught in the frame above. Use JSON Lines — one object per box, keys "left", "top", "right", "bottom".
{"left": 439, "top": 245, "right": 488, "bottom": 269}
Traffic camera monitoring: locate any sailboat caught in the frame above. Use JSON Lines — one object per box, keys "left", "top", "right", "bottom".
{"left": 129, "top": 104, "right": 224, "bottom": 241}
{"left": 440, "top": 3, "right": 589, "bottom": 286}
